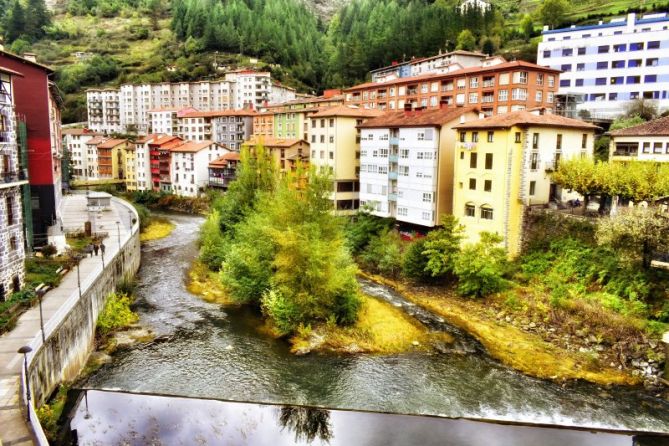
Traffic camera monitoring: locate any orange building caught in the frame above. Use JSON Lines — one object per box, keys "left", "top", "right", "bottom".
{"left": 96, "top": 138, "right": 127, "bottom": 179}
{"left": 343, "top": 60, "right": 561, "bottom": 117}
{"left": 252, "top": 112, "right": 274, "bottom": 138}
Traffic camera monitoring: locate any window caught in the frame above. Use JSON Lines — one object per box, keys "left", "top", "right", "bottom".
{"left": 329, "top": 118, "right": 334, "bottom": 127}
{"left": 311, "top": 135, "right": 316, "bottom": 143}
{"left": 329, "top": 136, "right": 335, "bottom": 143}
{"left": 320, "top": 135, "right": 325, "bottom": 143}
{"left": 648, "top": 41, "right": 660, "bottom": 49}
{"left": 511, "top": 88, "right": 527, "bottom": 100}
{"left": 575, "top": 79, "right": 584, "bottom": 87}
{"left": 469, "top": 178, "right": 476, "bottom": 190}
{"left": 597, "top": 45, "right": 609, "bottom": 53}
{"left": 459, "top": 132, "right": 466, "bottom": 143}
{"left": 530, "top": 152, "right": 539, "bottom": 170}
{"left": 543, "top": 50, "right": 551, "bottom": 58}
{"left": 469, "top": 93, "right": 478, "bottom": 104}
{"left": 627, "top": 76, "right": 641, "bottom": 84}
{"left": 612, "top": 60, "right": 625, "bottom": 69}
{"left": 470, "top": 152, "right": 478, "bottom": 168}
{"left": 653, "top": 142, "right": 663, "bottom": 154}
{"left": 398, "top": 207, "right": 408, "bottom": 217}
{"left": 480, "top": 206, "right": 493, "bottom": 220}
{"left": 548, "top": 76, "right": 555, "bottom": 87}
{"left": 484, "top": 180, "right": 492, "bottom": 192}
{"left": 628, "top": 59, "right": 642, "bottom": 68}
{"left": 596, "top": 61, "right": 608, "bottom": 70}
{"left": 610, "top": 76, "right": 624, "bottom": 85}
{"left": 560, "top": 79, "right": 571, "bottom": 87}
{"left": 613, "top": 44, "right": 626, "bottom": 52}
{"left": 643, "top": 142, "right": 651, "bottom": 153}
{"left": 6, "top": 196, "right": 14, "bottom": 225}
{"left": 422, "top": 192, "right": 433, "bottom": 202}
{"left": 645, "top": 75, "right": 657, "bottom": 83}
{"left": 400, "top": 149, "right": 409, "bottom": 159}
{"left": 536, "top": 74, "right": 544, "bottom": 86}
{"left": 532, "top": 133, "right": 539, "bottom": 149}
{"left": 472, "top": 132, "right": 479, "bottom": 143}
{"left": 536, "top": 91, "right": 543, "bottom": 102}
{"left": 581, "top": 134, "right": 587, "bottom": 149}
{"left": 513, "top": 71, "right": 528, "bottom": 84}
{"left": 562, "top": 48, "right": 573, "bottom": 57}
{"left": 595, "top": 77, "right": 606, "bottom": 86}
{"left": 399, "top": 166, "right": 409, "bottom": 176}
{"left": 470, "top": 77, "right": 479, "bottom": 88}
{"left": 487, "top": 131, "right": 494, "bottom": 143}
{"left": 630, "top": 42, "right": 644, "bottom": 51}
{"left": 561, "top": 64, "right": 572, "bottom": 72}
{"left": 529, "top": 181, "right": 536, "bottom": 196}
{"left": 498, "top": 90, "right": 508, "bottom": 101}
{"left": 484, "top": 153, "right": 493, "bottom": 169}
{"left": 320, "top": 119, "right": 325, "bottom": 128}
{"left": 576, "top": 47, "right": 586, "bottom": 55}
{"left": 465, "top": 203, "right": 475, "bottom": 217}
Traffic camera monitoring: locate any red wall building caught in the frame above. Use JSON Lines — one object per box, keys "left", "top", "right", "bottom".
{"left": 0, "top": 50, "right": 62, "bottom": 246}
{"left": 148, "top": 135, "right": 183, "bottom": 192}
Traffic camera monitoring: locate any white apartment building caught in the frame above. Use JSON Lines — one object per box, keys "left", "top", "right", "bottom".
{"left": 82, "top": 135, "right": 108, "bottom": 180}
{"left": 178, "top": 110, "right": 255, "bottom": 150}
{"left": 358, "top": 107, "right": 480, "bottom": 227}
{"left": 62, "top": 128, "right": 102, "bottom": 179}
{"left": 87, "top": 89, "right": 122, "bottom": 134}
{"left": 170, "top": 141, "right": 228, "bottom": 197}
{"left": 148, "top": 107, "right": 199, "bottom": 136}
{"left": 88, "top": 74, "right": 296, "bottom": 135}
{"left": 370, "top": 50, "right": 489, "bottom": 83}
{"left": 134, "top": 134, "right": 159, "bottom": 191}
{"left": 537, "top": 12, "right": 669, "bottom": 118}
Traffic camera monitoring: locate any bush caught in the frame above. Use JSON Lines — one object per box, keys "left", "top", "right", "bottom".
{"left": 402, "top": 239, "right": 432, "bottom": 281}
{"left": 454, "top": 232, "right": 507, "bottom": 298}
{"left": 421, "top": 215, "right": 463, "bottom": 279}
{"left": 97, "top": 292, "right": 138, "bottom": 335}
{"left": 360, "top": 228, "right": 403, "bottom": 278}
{"left": 199, "top": 210, "right": 227, "bottom": 271}
{"left": 345, "top": 207, "right": 394, "bottom": 255}
{"left": 41, "top": 244, "right": 58, "bottom": 259}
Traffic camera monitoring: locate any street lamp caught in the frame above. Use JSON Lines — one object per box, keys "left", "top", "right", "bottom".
{"left": 75, "top": 254, "right": 83, "bottom": 299}
{"left": 35, "top": 285, "right": 49, "bottom": 343}
{"left": 17, "top": 345, "right": 32, "bottom": 422}
{"left": 115, "top": 221, "right": 121, "bottom": 248}
{"left": 128, "top": 210, "right": 133, "bottom": 230}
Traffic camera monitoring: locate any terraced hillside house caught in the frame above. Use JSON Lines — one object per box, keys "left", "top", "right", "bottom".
{"left": 308, "top": 105, "right": 382, "bottom": 213}
{"left": 62, "top": 128, "right": 102, "bottom": 180}
{"left": 0, "top": 66, "right": 27, "bottom": 300}
{"left": 178, "top": 109, "right": 256, "bottom": 150}
{"left": 169, "top": 141, "right": 229, "bottom": 197}
{"left": 370, "top": 50, "right": 488, "bottom": 83}
{"left": 609, "top": 115, "right": 669, "bottom": 163}
{"left": 537, "top": 12, "right": 669, "bottom": 119}
{"left": 358, "top": 106, "right": 480, "bottom": 228}
{"left": 453, "top": 109, "right": 598, "bottom": 257}
{"left": 345, "top": 59, "right": 560, "bottom": 116}
{"left": 209, "top": 152, "right": 241, "bottom": 190}
{"left": 0, "top": 51, "right": 63, "bottom": 247}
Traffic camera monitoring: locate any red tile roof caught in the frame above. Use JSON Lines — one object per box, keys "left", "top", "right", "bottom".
{"left": 209, "top": 152, "right": 240, "bottom": 167}
{"left": 86, "top": 136, "right": 108, "bottom": 145}
{"left": 453, "top": 110, "right": 600, "bottom": 130}
{"left": 170, "top": 140, "right": 218, "bottom": 153}
{"left": 344, "top": 60, "right": 561, "bottom": 92}
{"left": 610, "top": 115, "right": 669, "bottom": 137}
{"left": 135, "top": 134, "right": 160, "bottom": 144}
{"left": 244, "top": 136, "right": 306, "bottom": 148}
{"left": 181, "top": 109, "right": 257, "bottom": 118}
{"left": 96, "top": 138, "right": 127, "bottom": 149}
{"left": 62, "top": 128, "right": 101, "bottom": 136}
{"left": 310, "top": 105, "right": 384, "bottom": 119}
{"left": 148, "top": 135, "right": 182, "bottom": 146}
{"left": 359, "top": 107, "right": 479, "bottom": 128}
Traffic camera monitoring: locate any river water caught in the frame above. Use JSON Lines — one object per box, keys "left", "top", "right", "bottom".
{"left": 75, "top": 214, "right": 669, "bottom": 439}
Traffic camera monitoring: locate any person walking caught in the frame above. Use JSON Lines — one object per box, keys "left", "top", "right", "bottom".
{"left": 93, "top": 243, "right": 99, "bottom": 256}
{"left": 86, "top": 244, "right": 94, "bottom": 258}
{"left": 100, "top": 242, "right": 106, "bottom": 256}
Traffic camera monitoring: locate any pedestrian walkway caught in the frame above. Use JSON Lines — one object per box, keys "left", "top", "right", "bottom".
{"left": 0, "top": 194, "right": 134, "bottom": 446}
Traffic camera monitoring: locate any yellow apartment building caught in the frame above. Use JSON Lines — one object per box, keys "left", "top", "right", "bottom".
{"left": 308, "top": 105, "right": 382, "bottom": 213}
{"left": 121, "top": 143, "right": 138, "bottom": 191}
{"left": 96, "top": 138, "right": 127, "bottom": 180}
{"left": 242, "top": 136, "right": 310, "bottom": 174}
{"left": 453, "top": 110, "right": 598, "bottom": 257}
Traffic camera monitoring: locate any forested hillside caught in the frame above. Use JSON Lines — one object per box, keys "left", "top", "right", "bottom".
{"left": 1, "top": 0, "right": 667, "bottom": 122}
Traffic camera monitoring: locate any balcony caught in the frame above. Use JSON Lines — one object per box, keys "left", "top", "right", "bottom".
{"left": 0, "top": 170, "right": 28, "bottom": 188}
{"left": 389, "top": 154, "right": 398, "bottom": 163}
{"left": 388, "top": 172, "right": 398, "bottom": 180}
{"left": 388, "top": 193, "right": 397, "bottom": 202}
{"left": 457, "top": 142, "right": 477, "bottom": 151}
{"left": 390, "top": 137, "right": 399, "bottom": 145}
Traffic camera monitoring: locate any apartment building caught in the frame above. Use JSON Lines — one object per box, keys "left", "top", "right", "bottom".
{"left": 308, "top": 105, "right": 382, "bottom": 213}
{"left": 209, "top": 152, "right": 240, "bottom": 190}
{"left": 83, "top": 135, "right": 108, "bottom": 180}
{"left": 0, "top": 66, "right": 27, "bottom": 300}
{"left": 170, "top": 141, "right": 228, "bottom": 197}
{"left": 452, "top": 110, "right": 597, "bottom": 256}
{"left": 242, "top": 136, "right": 309, "bottom": 174}
{"left": 87, "top": 73, "right": 296, "bottom": 134}
{"left": 358, "top": 107, "right": 480, "bottom": 227}
{"left": 178, "top": 109, "right": 255, "bottom": 150}
{"left": 537, "top": 12, "right": 669, "bottom": 118}
{"left": 609, "top": 115, "right": 669, "bottom": 162}
{"left": 253, "top": 111, "right": 274, "bottom": 138}
{"left": 148, "top": 107, "right": 198, "bottom": 135}
{"left": 134, "top": 134, "right": 158, "bottom": 191}
{"left": 148, "top": 135, "right": 184, "bottom": 192}
{"left": 370, "top": 50, "right": 488, "bottom": 83}
{"left": 344, "top": 59, "right": 561, "bottom": 115}
{"left": 268, "top": 95, "right": 345, "bottom": 140}
{"left": 87, "top": 88, "right": 122, "bottom": 134}
{"left": 0, "top": 50, "right": 63, "bottom": 247}
{"left": 96, "top": 138, "right": 127, "bottom": 179}
{"left": 121, "top": 143, "right": 137, "bottom": 191}
{"left": 62, "top": 128, "right": 102, "bottom": 179}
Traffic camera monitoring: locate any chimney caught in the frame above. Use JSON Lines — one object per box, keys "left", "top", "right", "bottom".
{"left": 22, "top": 53, "right": 37, "bottom": 63}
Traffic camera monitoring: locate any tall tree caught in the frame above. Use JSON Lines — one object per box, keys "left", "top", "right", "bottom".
{"left": 456, "top": 29, "right": 476, "bottom": 51}
{"left": 538, "top": 0, "right": 570, "bottom": 29}
{"left": 3, "top": 0, "right": 26, "bottom": 43}
{"left": 25, "top": 0, "right": 50, "bottom": 40}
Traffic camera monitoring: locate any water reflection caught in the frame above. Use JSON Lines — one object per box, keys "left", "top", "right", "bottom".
{"left": 279, "top": 406, "right": 333, "bottom": 443}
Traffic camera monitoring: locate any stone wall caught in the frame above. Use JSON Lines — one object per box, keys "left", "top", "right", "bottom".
{"left": 0, "top": 186, "right": 26, "bottom": 301}
{"left": 26, "top": 201, "right": 141, "bottom": 405}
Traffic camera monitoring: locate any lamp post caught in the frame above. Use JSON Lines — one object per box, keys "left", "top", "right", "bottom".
{"left": 35, "top": 286, "right": 48, "bottom": 343}
{"left": 17, "top": 345, "right": 32, "bottom": 422}
{"left": 75, "top": 254, "right": 83, "bottom": 299}
{"left": 116, "top": 221, "right": 121, "bottom": 249}
{"left": 128, "top": 210, "right": 133, "bottom": 231}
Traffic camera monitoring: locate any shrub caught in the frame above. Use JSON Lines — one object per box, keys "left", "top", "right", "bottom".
{"left": 345, "top": 207, "right": 394, "bottom": 255}
{"left": 97, "top": 292, "right": 138, "bottom": 336}
{"left": 360, "top": 228, "right": 403, "bottom": 278}
{"left": 454, "top": 232, "right": 507, "bottom": 298}
{"left": 421, "top": 215, "right": 463, "bottom": 279}
{"left": 199, "top": 210, "right": 227, "bottom": 271}
{"left": 402, "top": 239, "right": 432, "bottom": 281}
{"left": 41, "top": 244, "right": 58, "bottom": 259}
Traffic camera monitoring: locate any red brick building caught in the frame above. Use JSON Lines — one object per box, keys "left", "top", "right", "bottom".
{"left": 343, "top": 60, "right": 561, "bottom": 117}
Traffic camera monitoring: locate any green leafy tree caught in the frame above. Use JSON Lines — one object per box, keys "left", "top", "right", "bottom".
{"left": 199, "top": 210, "right": 227, "bottom": 271}
{"left": 454, "top": 232, "right": 507, "bottom": 297}
{"left": 25, "top": 0, "right": 50, "bottom": 40}
{"left": 551, "top": 157, "right": 602, "bottom": 213}
{"left": 538, "top": 0, "right": 570, "bottom": 28}
{"left": 345, "top": 205, "right": 394, "bottom": 255}
{"left": 610, "top": 115, "right": 645, "bottom": 131}
{"left": 624, "top": 99, "right": 658, "bottom": 121}
{"left": 360, "top": 228, "right": 404, "bottom": 278}
{"left": 597, "top": 208, "right": 669, "bottom": 269}
{"left": 519, "top": 14, "right": 534, "bottom": 41}
{"left": 3, "top": 0, "right": 26, "bottom": 43}
{"left": 456, "top": 29, "right": 476, "bottom": 51}
{"left": 402, "top": 238, "right": 432, "bottom": 282}
{"left": 422, "top": 215, "right": 464, "bottom": 279}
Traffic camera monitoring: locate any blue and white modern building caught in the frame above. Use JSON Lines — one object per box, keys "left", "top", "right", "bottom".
{"left": 537, "top": 12, "right": 669, "bottom": 118}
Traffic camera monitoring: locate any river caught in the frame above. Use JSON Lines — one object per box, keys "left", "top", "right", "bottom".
{"left": 67, "top": 214, "right": 669, "bottom": 443}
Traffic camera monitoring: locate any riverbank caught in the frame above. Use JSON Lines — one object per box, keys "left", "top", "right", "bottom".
{"left": 140, "top": 218, "right": 175, "bottom": 242}
{"left": 358, "top": 271, "right": 644, "bottom": 387}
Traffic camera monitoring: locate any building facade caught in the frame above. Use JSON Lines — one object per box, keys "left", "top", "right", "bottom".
{"left": 178, "top": 109, "right": 255, "bottom": 150}
{"left": 134, "top": 134, "right": 158, "bottom": 191}
{"left": 170, "top": 141, "right": 228, "bottom": 197}
{"left": 0, "top": 50, "right": 63, "bottom": 247}
{"left": 537, "top": 12, "right": 669, "bottom": 118}
{"left": 370, "top": 50, "right": 488, "bottom": 83}
{"left": 359, "top": 107, "right": 480, "bottom": 227}
{"left": 0, "top": 66, "right": 27, "bottom": 300}
{"left": 345, "top": 60, "right": 560, "bottom": 116}
{"left": 309, "top": 106, "right": 382, "bottom": 213}
{"left": 209, "top": 152, "right": 240, "bottom": 190}
{"left": 62, "top": 128, "right": 102, "bottom": 179}
{"left": 148, "top": 135, "right": 184, "bottom": 192}
{"left": 453, "top": 110, "right": 597, "bottom": 256}
{"left": 609, "top": 115, "right": 669, "bottom": 162}
{"left": 148, "top": 108, "right": 197, "bottom": 136}
{"left": 87, "top": 88, "right": 122, "bottom": 134}
{"left": 96, "top": 138, "right": 127, "bottom": 179}
{"left": 253, "top": 112, "right": 274, "bottom": 138}
{"left": 243, "top": 137, "right": 310, "bottom": 174}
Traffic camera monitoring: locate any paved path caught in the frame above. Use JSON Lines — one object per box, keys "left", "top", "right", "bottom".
{"left": 0, "top": 195, "right": 133, "bottom": 446}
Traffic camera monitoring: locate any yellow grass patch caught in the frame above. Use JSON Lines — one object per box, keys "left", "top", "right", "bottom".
{"left": 358, "top": 271, "right": 640, "bottom": 386}
{"left": 187, "top": 260, "right": 238, "bottom": 305}
{"left": 140, "top": 220, "right": 175, "bottom": 242}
